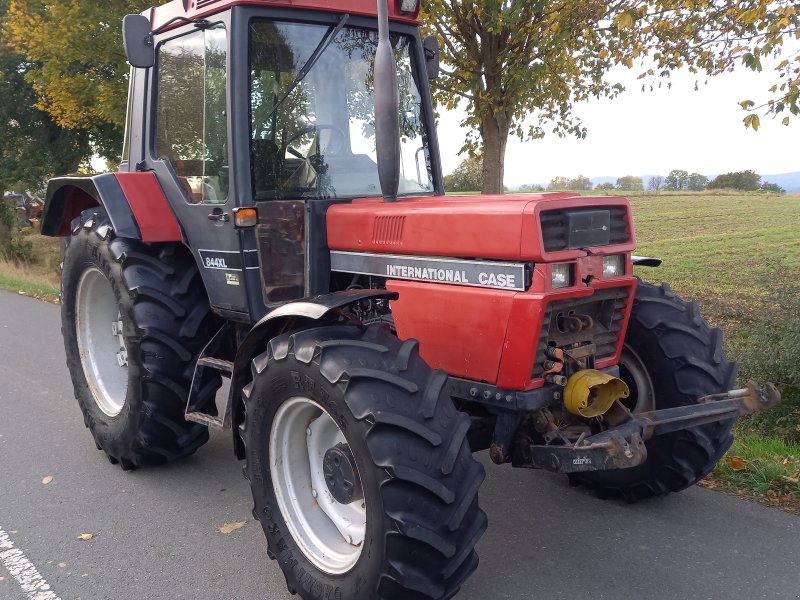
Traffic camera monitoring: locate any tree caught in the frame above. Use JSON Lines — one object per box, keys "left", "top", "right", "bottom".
{"left": 518, "top": 183, "right": 545, "bottom": 192}
{"left": 708, "top": 170, "right": 761, "bottom": 191}
{"left": 4, "top": 0, "right": 153, "bottom": 159}
{"left": 548, "top": 175, "right": 591, "bottom": 191}
{"left": 569, "top": 175, "right": 593, "bottom": 191}
{"left": 664, "top": 169, "right": 689, "bottom": 191}
{"left": 647, "top": 175, "right": 664, "bottom": 193}
{"left": 595, "top": 182, "right": 616, "bottom": 191}
{"left": 687, "top": 173, "right": 708, "bottom": 191}
{"left": 616, "top": 175, "right": 643, "bottom": 191}
{"left": 760, "top": 182, "right": 785, "bottom": 194}
{"left": 423, "top": 1, "right": 625, "bottom": 193}
{"left": 547, "top": 176, "right": 570, "bottom": 191}
{"left": 423, "top": 1, "right": 800, "bottom": 193}
{"left": 0, "top": 0, "right": 90, "bottom": 196}
{"left": 443, "top": 155, "right": 483, "bottom": 192}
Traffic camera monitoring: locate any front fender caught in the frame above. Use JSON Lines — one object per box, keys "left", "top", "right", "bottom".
{"left": 230, "top": 289, "right": 398, "bottom": 457}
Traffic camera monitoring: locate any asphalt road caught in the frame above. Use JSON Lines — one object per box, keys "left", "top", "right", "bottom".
{"left": 1, "top": 289, "right": 799, "bottom": 600}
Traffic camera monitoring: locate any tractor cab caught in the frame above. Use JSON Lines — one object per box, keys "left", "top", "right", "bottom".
{"left": 116, "top": 0, "right": 440, "bottom": 320}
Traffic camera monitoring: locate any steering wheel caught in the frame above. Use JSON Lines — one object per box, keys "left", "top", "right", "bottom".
{"left": 284, "top": 124, "right": 348, "bottom": 160}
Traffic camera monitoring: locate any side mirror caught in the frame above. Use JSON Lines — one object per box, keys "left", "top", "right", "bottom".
{"left": 423, "top": 35, "right": 439, "bottom": 80}
{"left": 123, "top": 14, "right": 155, "bottom": 68}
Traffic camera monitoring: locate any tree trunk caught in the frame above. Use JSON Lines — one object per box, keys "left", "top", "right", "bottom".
{"left": 480, "top": 112, "right": 509, "bottom": 194}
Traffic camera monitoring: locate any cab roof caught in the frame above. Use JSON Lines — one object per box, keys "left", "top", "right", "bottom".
{"left": 150, "top": 0, "right": 421, "bottom": 29}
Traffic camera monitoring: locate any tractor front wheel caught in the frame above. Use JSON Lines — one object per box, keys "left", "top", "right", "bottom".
{"left": 242, "top": 324, "right": 487, "bottom": 600}
{"left": 573, "top": 281, "right": 737, "bottom": 501}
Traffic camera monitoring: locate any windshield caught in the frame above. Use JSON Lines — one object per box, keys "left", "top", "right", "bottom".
{"left": 249, "top": 20, "right": 434, "bottom": 200}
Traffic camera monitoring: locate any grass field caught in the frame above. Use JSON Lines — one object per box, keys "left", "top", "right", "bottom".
{"left": 630, "top": 193, "right": 800, "bottom": 326}
{"left": 1, "top": 192, "right": 798, "bottom": 507}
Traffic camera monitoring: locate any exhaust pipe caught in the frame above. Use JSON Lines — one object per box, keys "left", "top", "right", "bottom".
{"left": 374, "top": 0, "right": 401, "bottom": 202}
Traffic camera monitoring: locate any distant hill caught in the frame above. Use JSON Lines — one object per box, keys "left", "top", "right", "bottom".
{"left": 511, "top": 171, "right": 800, "bottom": 193}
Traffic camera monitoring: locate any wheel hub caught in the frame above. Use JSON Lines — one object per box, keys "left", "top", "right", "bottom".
{"left": 323, "top": 444, "right": 363, "bottom": 505}
{"left": 75, "top": 267, "right": 128, "bottom": 417}
{"left": 269, "top": 397, "right": 366, "bottom": 574}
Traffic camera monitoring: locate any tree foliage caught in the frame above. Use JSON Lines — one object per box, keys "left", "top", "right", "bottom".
{"left": 708, "top": 170, "right": 762, "bottom": 191}
{"left": 548, "top": 175, "right": 592, "bottom": 191}
{"left": 616, "top": 175, "right": 643, "bottom": 191}
{"left": 664, "top": 169, "right": 690, "bottom": 191}
{"left": 687, "top": 172, "right": 709, "bottom": 191}
{"left": 443, "top": 155, "right": 483, "bottom": 192}
{"left": 760, "top": 181, "right": 785, "bottom": 194}
{"left": 423, "top": 0, "right": 799, "bottom": 193}
{"left": 595, "top": 182, "right": 616, "bottom": 191}
{"left": 4, "top": 0, "right": 152, "bottom": 158}
{"left": 0, "top": 0, "right": 90, "bottom": 195}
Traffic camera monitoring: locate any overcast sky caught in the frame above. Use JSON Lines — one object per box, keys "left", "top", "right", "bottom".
{"left": 434, "top": 61, "right": 798, "bottom": 188}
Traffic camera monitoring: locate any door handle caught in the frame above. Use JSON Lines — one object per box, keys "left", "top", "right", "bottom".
{"left": 208, "top": 209, "right": 230, "bottom": 223}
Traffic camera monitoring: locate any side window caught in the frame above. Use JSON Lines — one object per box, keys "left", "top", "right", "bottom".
{"left": 156, "top": 25, "right": 229, "bottom": 204}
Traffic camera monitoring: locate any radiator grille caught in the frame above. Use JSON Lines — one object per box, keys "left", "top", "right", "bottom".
{"left": 195, "top": 0, "right": 222, "bottom": 8}
{"left": 532, "top": 287, "right": 630, "bottom": 378}
{"left": 540, "top": 206, "right": 630, "bottom": 252}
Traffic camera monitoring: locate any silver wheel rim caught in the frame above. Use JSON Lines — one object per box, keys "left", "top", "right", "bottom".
{"left": 75, "top": 267, "right": 128, "bottom": 417}
{"left": 618, "top": 345, "right": 656, "bottom": 414}
{"left": 269, "top": 397, "right": 366, "bottom": 574}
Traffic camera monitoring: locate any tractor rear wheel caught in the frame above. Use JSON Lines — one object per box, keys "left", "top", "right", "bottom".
{"left": 61, "top": 208, "right": 220, "bottom": 469}
{"left": 573, "top": 281, "right": 737, "bottom": 501}
{"left": 242, "top": 324, "right": 487, "bottom": 600}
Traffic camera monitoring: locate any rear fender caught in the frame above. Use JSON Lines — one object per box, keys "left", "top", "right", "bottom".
{"left": 42, "top": 173, "right": 181, "bottom": 242}
{"left": 230, "top": 289, "right": 398, "bottom": 458}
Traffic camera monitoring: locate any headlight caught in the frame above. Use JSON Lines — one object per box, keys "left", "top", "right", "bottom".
{"left": 551, "top": 264, "right": 573, "bottom": 289}
{"left": 603, "top": 254, "right": 625, "bottom": 277}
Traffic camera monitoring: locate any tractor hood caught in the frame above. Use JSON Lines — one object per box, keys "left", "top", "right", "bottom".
{"left": 326, "top": 193, "right": 636, "bottom": 262}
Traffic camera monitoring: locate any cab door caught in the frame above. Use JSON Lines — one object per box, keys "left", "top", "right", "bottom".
{"left": 147, "top": 17, "right": 253, "bottom": 315}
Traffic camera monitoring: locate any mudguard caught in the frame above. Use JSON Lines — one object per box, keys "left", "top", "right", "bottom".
{"left": 41, "top": 172, "right": 181, "bottom": 242}
{"left": 230, "top": 289, "right": 398, "bottom": 457}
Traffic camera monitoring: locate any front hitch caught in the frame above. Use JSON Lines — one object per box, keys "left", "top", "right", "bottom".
{"left": 518, "top": 381, "right": 781, "bottom": 474}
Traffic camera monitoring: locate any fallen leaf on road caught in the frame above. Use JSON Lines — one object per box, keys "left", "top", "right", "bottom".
{"left": 216, "top": 520, "right": 246, "bottom": 534}
{"left": 78, "top": 533, "right": 94, "bottom": 541}
{"left": 0, "top": 576, "right": 5, "bottom": 581}
{"left": 58, "top": 563, "right": 66, "bottom": 568}
{"left": 726, "top": 456, "right": 749, "bottom": 471}
{"left": 42, "top": 476, "right": 53, "bottom": 485}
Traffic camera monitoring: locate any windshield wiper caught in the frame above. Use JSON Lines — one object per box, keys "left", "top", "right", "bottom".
{"left": 265, "top": 13, "right": 350, "bottom": 124}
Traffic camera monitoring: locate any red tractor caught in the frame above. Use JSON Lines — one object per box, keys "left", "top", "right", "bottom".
{"left": 40, "top": 0, "right": 779, "bottom": 598}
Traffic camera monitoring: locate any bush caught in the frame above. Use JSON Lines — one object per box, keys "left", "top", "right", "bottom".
{"left": 728, "top": 271, "right": 800, "bottom": 443}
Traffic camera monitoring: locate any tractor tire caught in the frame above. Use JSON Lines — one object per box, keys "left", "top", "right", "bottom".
{"left": 573, "top": 281, "right": 737, "bottom": 502}
{"left": 60, "top": 208, "right": 220, "bottom": 469}
{"left": 242, "top": 323, "right": 487, "bottom": 600}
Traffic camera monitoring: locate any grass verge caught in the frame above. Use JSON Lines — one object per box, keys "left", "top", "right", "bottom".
{"left": 0, "top": 273, "right": 60, "bottom": 302}
{"left": 700, "top": 434, "right": 800, "bottom": 515}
